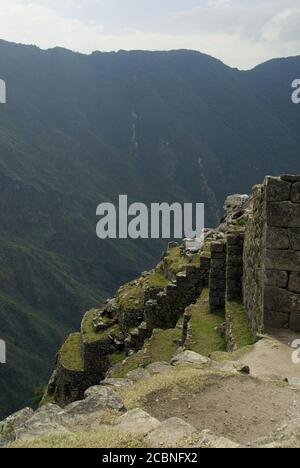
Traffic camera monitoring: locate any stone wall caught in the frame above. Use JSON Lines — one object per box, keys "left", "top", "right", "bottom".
{"left": 209, "top": 241, "right": 227, "bottom": 310}
{"left": 264, "top": 175, "right": 300, "bottom": 331}
{"left": 145, "top": 256, "right": 210, "bottom": 330}
{"left": 243, "top": 175, "right": 300, "bottom": 333}
{"left": 243, "top": 184, "right": 265, "bottom": 334}
{"left": 226, "top": 232, "right": 244, "bottom": 301}
{"left": 53, "top": 361, "right": 100, "bottom": 407}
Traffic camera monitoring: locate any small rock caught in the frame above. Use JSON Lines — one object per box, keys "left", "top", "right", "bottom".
{"left": 146, "top": 418, "right": 197, "bottom": 448}
{"left": 126, "top": 368, "right": 151, "bottom": 381}
{"left": 240, "top": 365, "right": 250, "bottom": 375}
{"left": 116, "top": 409, "right": 160, "bottom": 435}
{"left": 146, "top": 362, "right": 174, "bottom": 375}
{"left": 101, "top": 378, "right": 134, "bottom": 388}
{"left": 171, "top": 351, "right": 211, "bottom": 366}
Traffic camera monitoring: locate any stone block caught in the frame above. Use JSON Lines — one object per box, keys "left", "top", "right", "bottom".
{"left": 264, "top": 310, "right": 289, "bottom": 328}
{"left": 266, "top": 202, "right": 300, "bottom": 228}
{"left": 264, "top": 286, "right": 293, "bottom": 313}
{"left": 227, "top": 245, "right": 243, "bottom": 254}
{"left": 211, "top": 259, "right": 226, "bottom": 269}
{"left": 266, "top": 227, "right": 289, "bottom": 250}
{"left": 265, "top": 177, "right": 291, "bottom": 202}
{"left": 281, "top": 174, "right": 300, "bottom": 183}
{"left": 290, "top": 311, "right": 300, "bottom": 332}
{"left": 289, "top": 229, "right": 300, "bottom": 250}
{"left": 211, "top": 242, "right": 225, "bottom": 253}
{"left": 291, "top": 182, "right": 300, "bottom": 203}
{"left": 288, "top": 272, "right": 300, "bottom": 293}
{"left": 265, "top": 270, "right": 288, "bottom": 288}
{"left": 265, "top": 249, "right": 300, "bottom": 272}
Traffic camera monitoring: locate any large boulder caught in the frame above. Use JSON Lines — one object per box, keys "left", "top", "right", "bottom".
{"left": 65, "top": 386, "right": 125, "bottom": 414}
{"left": 116, "top": 409, "right": 160, "bottom": 435}
{"left": 0, "top": 407, "right": 34, "bottom": 446}
{"left": 15, "top": 404, "right": 69, "bottom": 441}
{"left": 171, "top": 351, "right": 211, "bottom": 366}
{"left": 145, "top": 418, "right": 197, "bottom": 448}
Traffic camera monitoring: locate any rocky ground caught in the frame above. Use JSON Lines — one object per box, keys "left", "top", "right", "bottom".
{"left": 2, "top": 338, "right": 300, "bottom": 449}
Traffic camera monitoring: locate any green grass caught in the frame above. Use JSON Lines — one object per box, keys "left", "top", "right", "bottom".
{"left": 111, "top": 325, "right": 182, "bottom": 378}
{"left": 163, "top": 246, "right": 188, "bottom": 276}
{"left": 226, "top": 301, "right": 256, "bottom": 349}
{"left": 235, "top": 217, "right": 246, "bottom": 227}
{"left": 10, "top": 428, "right": 145, "bottom": 449}
{"left": 115, "top": 267, "right": 170, "bottom": 311}
{"left": 185, "top": 289, "right": 227, "bottom": 356}
{"left": 81, "top": 309, "right": 122, "bottom": 344}
{"left": 119, "top": 365, "right": 232, "bottom": 411}
{"left": 59, "top": 333, "right": 84, "bottom": 371}
{"left": 108, "top": 352, "right": 127, "bottom": 366}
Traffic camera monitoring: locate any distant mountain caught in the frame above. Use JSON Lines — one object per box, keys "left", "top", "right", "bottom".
{"left": 0, "top": 39, "right": 300, "bottom": 418}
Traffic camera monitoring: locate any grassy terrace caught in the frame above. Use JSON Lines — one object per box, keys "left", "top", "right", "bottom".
{"left": 226, "top": 301, "right": 256, "bottom": 349}
{"left": 81, "top": 309, "right": 122, "bottom": 344}
{"left": 111, "top": 324, "right": 183, "bottom": 378}
{"left": 115, "top": 266, "right": 170, "bottom": 311}
{"left": 115, "top": 245, "right": 206, "bottom": 313}
{"left": 185, "top": 289, "right": 227, "bottom": 356}
{"left": 59, "top": 333, "right": 84, "bottom": 372}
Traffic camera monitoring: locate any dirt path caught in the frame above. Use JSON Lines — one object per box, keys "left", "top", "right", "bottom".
{"left": 141, "top": 331, "right": 300, "bottom": 445}
{"left": 143, "top": 374, "right": 300, "bottom": 444}
{"left": 240, "top": 330, "right": 300, "bottom": 382}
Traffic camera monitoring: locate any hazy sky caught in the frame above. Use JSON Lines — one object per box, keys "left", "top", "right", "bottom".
{"left": 0, "top": 0, "right": 300, "bottom": 69}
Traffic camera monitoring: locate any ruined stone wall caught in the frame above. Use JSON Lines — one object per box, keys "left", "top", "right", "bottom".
{"left": 209, "top": 241, "right": 227, "bottom": 310}
{"left": 53, "top": 361, "right": 100, "bottom": 406}
{"left": 226, "top": 232, "right": 244, "bottom": 301}
{"left": 243, "top": 184, "right": 265, "bottom": 334}
{"left": 145, "top": 256, "right": 210, "bottom": 330}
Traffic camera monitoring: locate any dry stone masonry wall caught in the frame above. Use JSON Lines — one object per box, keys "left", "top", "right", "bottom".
{"left": 209, "top": 241, "right": 227, "bottom": 310}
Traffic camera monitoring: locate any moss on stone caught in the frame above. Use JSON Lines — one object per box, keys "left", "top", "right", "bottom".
{"left": 81, "top": 309, "right": 122, "bottom": 344}
{"left": 186, "top": 289, "right": 227, "bottom": 356}
{"left": 108, "top": 351, "right": 127, "bottom": 366}
{"left": 111, "top": 324, "right": 182, "bottom": 379}
{"left": 226, "top": 301, "right": 256, "bottom": 349}
{"left": 163, "top": 246, "right": 188, "bottom": 276}
{"left": 115, "top": 267, "right": 170, "bottom": 312}
{"left": 59, "top": 333, "right": 84, "bottom": 371}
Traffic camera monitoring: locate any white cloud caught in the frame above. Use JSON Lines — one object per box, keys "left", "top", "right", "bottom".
{"left": 0, "top": 0, "right": 104, "bottom": 52}
{"left": 0, "top": 0, "right": 299, "bottom": 69}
